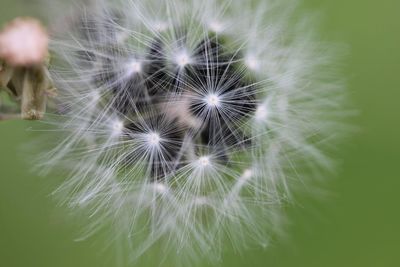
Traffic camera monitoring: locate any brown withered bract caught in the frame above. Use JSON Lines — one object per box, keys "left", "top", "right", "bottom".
{"left": 0, "top": 17, "right": 56, "bottom": 120}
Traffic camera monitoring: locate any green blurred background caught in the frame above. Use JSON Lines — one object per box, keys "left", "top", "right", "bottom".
{"left": 1, "top": 0, "right": 399, "bottom": 266}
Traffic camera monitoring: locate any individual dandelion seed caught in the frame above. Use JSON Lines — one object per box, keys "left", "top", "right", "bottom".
{"left": 0, "top": 17, "right": 56, "bottom": 120}
{"left": 40, "top": 0, "right": 347, "bottom": 264}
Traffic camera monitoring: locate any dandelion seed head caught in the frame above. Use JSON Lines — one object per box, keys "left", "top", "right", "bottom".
{"left": 41, "top": 0, "right": 348, "bottom": 264}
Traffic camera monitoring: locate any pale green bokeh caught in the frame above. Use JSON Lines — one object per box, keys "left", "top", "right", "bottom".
{"left": 1, "top": 0, "right": 399, "bottom": 266}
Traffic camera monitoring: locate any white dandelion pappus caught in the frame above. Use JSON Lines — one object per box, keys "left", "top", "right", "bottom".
{"left": 41, "top": 0, "right": 347, "bottom": 264}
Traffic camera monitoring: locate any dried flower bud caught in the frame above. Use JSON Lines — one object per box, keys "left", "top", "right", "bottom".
{"left": 0, "top": 18, "right": 55, "bottom": 121}
{"left": 0, "top": 17, "right": 49, "bottom": 67}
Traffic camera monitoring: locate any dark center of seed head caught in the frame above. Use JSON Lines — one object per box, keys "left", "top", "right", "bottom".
{"left": 93, "top": 35, "right": 256, "bottom": 179}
